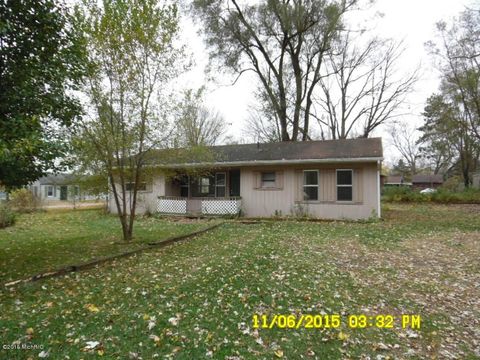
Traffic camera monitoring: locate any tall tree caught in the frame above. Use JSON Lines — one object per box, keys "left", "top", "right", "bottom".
{"left": 388, "top": 121, "right": 422, "bottom": 176}
{"left": 426, "top": 6, "right": 480, "bottom": 142}
{"left": 420, "top": 93, "right": 479, "bottom": 187}
{"left": 77, "top": 0, "right": 182, "bottom": 241}
{"left": 192, "top": 0, "right": 354, "bottom": 141}
{"left": 0, "top": 0, "right": 86, "bottom": 189}
{"left": 244, "top": 87, "right": 283, "bottom": 143}
{"left": 315, "top": 34, "right": 417, "bottom": 139}
{"left": 173, "top": 87, "right": 227, "bottom": 147}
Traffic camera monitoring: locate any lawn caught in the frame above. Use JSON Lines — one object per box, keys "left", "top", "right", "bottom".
{"left": 1, "top": 204, "right": 479, "bottom": 359}
{"left": 0, "top": 209, "right": 216, "bottom": 284}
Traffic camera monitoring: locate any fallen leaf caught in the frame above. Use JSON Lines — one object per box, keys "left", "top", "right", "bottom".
{"left": 274, "top": 349, "right": 284, "bottom": 358}
{"left": 85, "top": 304, "right": 100, "bottom": 313}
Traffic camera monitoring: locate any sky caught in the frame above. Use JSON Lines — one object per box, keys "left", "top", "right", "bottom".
{"left": 175, "top": 0, "right": 474, "bottom": 165}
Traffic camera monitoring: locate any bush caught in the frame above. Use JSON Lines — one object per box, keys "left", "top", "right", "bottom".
{"left": 382, "top": 186, "right": 425, "bottom": 202}
{"left": 382, "top": 186, "right": 480, "bottom": 204}
{"left": 0, "top": 203, "right": 16, "bottom": 228}
{"left": 440, "top": 175, "right": 464, "bottom": 192}
{"left": 431, "top": 187, "right": 480, "bottom": 204}
{"left": 9, "top": 188, "right": 40, "bottom": 213}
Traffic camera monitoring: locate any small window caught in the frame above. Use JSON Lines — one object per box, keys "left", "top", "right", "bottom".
{"left": 215, "top": 173, "right": 226, "bottom": 197}
{"left": 179, "top": 176, "right": 189, "bottom": 197}
{"left": 336, "top": 170, "right": 353, "bottom": 201}
{"left": 47, "top": 185, "right": 54, "bottom": 197}
{"left": 125, "top": 182, "right": 147, "bottom": 191}
{"left": 199, "top": 177, "right": 210, "bottom": 194}
{"left": 303, "top": 170, "right": 318, "bottom": 201}
{"left": 261, "top": 172, "right": 276, "bottom": 188}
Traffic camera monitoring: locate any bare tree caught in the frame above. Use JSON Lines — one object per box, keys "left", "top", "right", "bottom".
{"left": 174, "top": 88, "right": 227, "bottom": 147}
{"left": 192, "top": 0, "right": 357, "bottom": 141}
{"left": 314, "top": 33, "right": 418, "bottom": 139}
{"left": 243, "top": 87, "right": 282, "bottom": 143}
{"left": 426, "top": 7, "right": 480, "bottom": 142}
{"left": 388, "top": 121, "right": 422, "bottom": 175}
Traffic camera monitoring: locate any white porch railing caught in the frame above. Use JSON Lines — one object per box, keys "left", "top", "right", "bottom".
{"left": 157, "top": 196, "right": 241, "bottom": 216}
{"left": 201, "top": 198, "right": 242, "bottom": 215}
{"left": 157, "top": 196, "right": 187, "bottom": 214}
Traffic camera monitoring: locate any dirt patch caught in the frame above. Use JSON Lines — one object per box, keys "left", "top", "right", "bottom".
{"left": 322, "top": 231, "right": 480, "bottom": 358}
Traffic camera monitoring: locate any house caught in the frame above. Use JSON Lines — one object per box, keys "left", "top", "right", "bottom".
{"left": 411, "top": 174, "right": 444, "bottom": 191}
{"left": 383, "top": 175, "right": 412, "bottom": 188}
{"left": 472, "top": 171, "right": 480, "bottom": 189}
{"left": 29, "top": 173, "right": 98, "bottom": 202}
{"left": 108, "top": 138, "right": 383, "bottom": 220}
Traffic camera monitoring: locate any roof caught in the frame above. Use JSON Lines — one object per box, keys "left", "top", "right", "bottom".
{"left": 385, "top": 175, "right": 404, "bottom": 184}
{"left": 38, "top": 173, "right": 77, "bottom": 185}
{"left": 412, "top": 174, "right": 443, "bottom": 184}
{"left": 146, "top": 138, "right": 383, "bottom": 167}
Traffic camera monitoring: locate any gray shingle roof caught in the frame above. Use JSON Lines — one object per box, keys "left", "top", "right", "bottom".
{"left": 146, "top": 138, "right": 383, "bottom": 166}
{"left": 38, "top": 173, "right": 76, "bottom": 185}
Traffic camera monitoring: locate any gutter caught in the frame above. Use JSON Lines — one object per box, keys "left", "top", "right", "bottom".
{"left": 148, "top": 157, "right": 384, "bottom": 169}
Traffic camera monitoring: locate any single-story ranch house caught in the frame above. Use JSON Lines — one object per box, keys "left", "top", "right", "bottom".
{"left": 108, "top": 138, "right": 383, "bottom": 220}
{"left": 411, "top": 174, "right": 444, "bottom": 190}
{"left": 29, "top": 173, "right": 98, "bottom": 202}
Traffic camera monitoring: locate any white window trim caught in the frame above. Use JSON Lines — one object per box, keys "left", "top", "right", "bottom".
{"left": 47, "top": 185, "right": 54, "bottom": 198}
{"left": 198, "top": 176, "right": 211, "bottom": 194}
{"left": 336, "top": 169, "right": 353, "bottom": 202}
{"left": 303, "top": 170, "right": 319, "bottom": 201}
{"left": 215, "top": 172, "right": 226, "bottom": 198}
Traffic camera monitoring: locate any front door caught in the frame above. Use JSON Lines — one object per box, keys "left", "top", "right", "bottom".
{"left": 60, "top": 186, "right": 68, "bottom": 200}
{"left": 229, "top": 170, "right": 240, "bottom": 197}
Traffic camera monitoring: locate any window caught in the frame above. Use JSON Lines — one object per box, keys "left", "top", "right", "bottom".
{"left": 125, "top": 182, "right": 147, "bottom": 191}
{"left": 47, "top": 185, "right": 54, "bottom": 197}
{"left": 303, "top": 170, "right": 319, "bottom": 201}
{"left": 192, "top": 175, "right": 215, "bottom": 197}
{"left": 336, "top": 170, "right": 353, "bottom": 201}
{"left": 261, "top": 172, "right": 276, "bottom": 188}
{"left": 200, "top": 177, "right": 210, "bottom": 194}
{"left": 179, "top": 176, "right": 189, "bottom": 197}
{"left": 215, "top": 173, "right": 226, "bottom": 197}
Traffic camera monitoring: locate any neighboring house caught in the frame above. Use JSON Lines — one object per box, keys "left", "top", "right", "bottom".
{"left": 29, "top": 174, "right": 98, "bottom": 202}
{"left": 108, "top": 138, "right": 383, "bottom": 220}
{"left": 384, "top": 175, "right": 412, "bottom": 187}
{"left": 411, "top": 174, "right": 444, "bottom": 191}
{"left": 472, "top": 171, "right": 480, "bottom": 189}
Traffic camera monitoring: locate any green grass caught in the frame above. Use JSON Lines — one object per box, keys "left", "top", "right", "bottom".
{"left": 0, "top": 204, "right": 479, "bottom": 359}
{"left": 0, "top": 209, "right": 215, "bottom": 284}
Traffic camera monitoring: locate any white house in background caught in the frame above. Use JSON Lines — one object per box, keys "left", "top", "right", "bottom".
{"left": 108, "top": 138, "right": 384, "bottom": 220}
{"left": 472, "top": 171, "right": 480, "bottom": 189}
{"left": 29, "top": 173, "right": 98, "bottom": 202}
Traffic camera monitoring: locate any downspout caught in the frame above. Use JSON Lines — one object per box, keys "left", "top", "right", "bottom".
{"left": 377, "top": 160, "right": 381, "bottom": 218}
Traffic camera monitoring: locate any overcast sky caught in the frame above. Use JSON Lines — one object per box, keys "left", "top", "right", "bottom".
{"left": 176, "top": 0, "right": 473, "bottom": 164}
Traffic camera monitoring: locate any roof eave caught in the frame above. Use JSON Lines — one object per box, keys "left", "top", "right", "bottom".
{"left": 149, "top": 157, "right": 384, "bottom": 169}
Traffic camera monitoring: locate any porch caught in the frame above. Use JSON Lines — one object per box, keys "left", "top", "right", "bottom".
{"left": 157, "top": 196, "right": 242, "bottom": 216}
{"left": 157, "top": 169, "right": 242, "bottom": 216}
